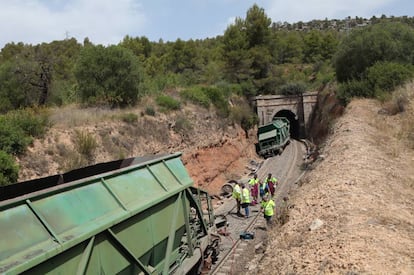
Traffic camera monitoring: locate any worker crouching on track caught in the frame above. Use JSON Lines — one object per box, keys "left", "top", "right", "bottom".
{"left": 260, "top": 195, "right": 275, "bottom": 227}
{"left": 232, "top": 181, "right": 242, "bottom": 216}
{"left": 241, "top": 183, "right": 251, "bottom": 218}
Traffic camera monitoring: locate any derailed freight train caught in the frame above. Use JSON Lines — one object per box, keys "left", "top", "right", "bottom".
{"left": 0, "top": 153, "right": 220, "bottom": 274}
{"left": 255, "top": 117, "right": 290, "bottom": 158}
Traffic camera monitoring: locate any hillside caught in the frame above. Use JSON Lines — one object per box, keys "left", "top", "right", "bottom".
{"left": 257, "top": 94, "right": 414, "bottom": 273}
{"left": 16, "top": 100, "right": 260, "bottom": 194}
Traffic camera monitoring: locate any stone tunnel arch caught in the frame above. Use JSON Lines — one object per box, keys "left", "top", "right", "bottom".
{"left": 273, "top": 110, "right": 300, "bottom": 139}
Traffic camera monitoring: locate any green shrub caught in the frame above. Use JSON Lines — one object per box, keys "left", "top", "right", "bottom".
{"left": 180, "top": 86, "right": 210, "bottom": 108}
{"left": 203, "top": 86, "right": 230, "bottom": 117}
{"left": 229, "top": 104, "right": 258, "bottom": 137}
{"left": 337, "top": 80, "right": 372, "bottom": 105}
{"left": 119, "top": 112, "right": 138, "bottom": 124}
{"left": 155, "top": 95, "right": 181, "bottom": 110}
{"left": 74, "top": 130, "right": 97, "bottom": 159}
{"left": 0, "top": 117, "right": 32, "bottom": 155}
{"left": 365, "top": 62, "right": 413, "bottom": 95}
{"left": 0, "top": 150, "right": 19, "bottom": 186}
{"left": 279, "top": 82, "right": 307, "bottom": 96}
{"left": 75, "top": 45, "right": 144, "bottom": 107}
{"left": 144, "top": 106, "right": 156, "bottom": 116}
{"left": 4, "top": 108, "right": 50, "bottom": 137}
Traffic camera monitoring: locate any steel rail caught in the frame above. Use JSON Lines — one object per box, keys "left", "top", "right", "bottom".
{"left": 209, "top": 139, "right": 306, "bottom": 274}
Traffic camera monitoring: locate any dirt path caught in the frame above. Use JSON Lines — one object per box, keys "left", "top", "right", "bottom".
{"left": 256, "top": 99, "right": 414, "bottom": 274}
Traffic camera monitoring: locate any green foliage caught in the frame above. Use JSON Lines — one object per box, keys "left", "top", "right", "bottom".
{"left": 337, "top": 62, "right": 413, "bottom": 104}
{"left": 0, "top": 108, "right": 49, "bottom": 157}
{"left": 272, "top": 31, "right": 304, "bottom": 64}
{"left": 337, "top": 80, "right": 372, "bottom": 105}
{"left": 229, "top": 103, "right": 258, "bottom": 137}
{"left": 303, "top": 30, "right": 339, "bottom": 63}
{"left": 204, "top": 85, "right": 231, "bottom": 117}
{"left": 0, "top": 150, "right": 19, "bottom": 186}
{"left": 365, "top": 62, "right": 413, "bottom": 93}
{"left": 119, "top": 35, "right": 152, "bottom": 60}
{"left": 0, "top": 40, "right": 82, "bottom": 110}
{"left": 334, "top": 22, "right": 414, "bottom": 82}
{"left": 155, "top": 95, "right": 181, "bottom": 110}
{"left": 279, "top": 82, "right": 307, "bottom": 96}
{"left": 74, "top": 45, "right": 144, "bottom": 107}
{"left": 4, "top": 108, "right": 50, "bottom": 137}
{"left": 144, "top": 106, "right": 156, "bottom": 116}
{"left": 0, "top": 117, "right": 32, "bottom": 155}
{"left": 0, "top": 60, "right": 33, "bottom": 112}
{"left": 73, "top": 130, "right": 97, "bottom": 159}
{"left": 180, "top": 86, "right": 211, "bottom": 108}
{"left": 119, "top": 113, "right": 138, "bottom": 124}
{"left": 222, "top": 18, "right": 252, "bottom": 83}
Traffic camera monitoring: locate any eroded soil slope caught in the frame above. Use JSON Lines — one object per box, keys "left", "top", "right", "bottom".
{"left": 16, "top": 103, "right": 259, "bottom": 194}
{"left": 258, "top": 99, "right": 414, "bottom": 274}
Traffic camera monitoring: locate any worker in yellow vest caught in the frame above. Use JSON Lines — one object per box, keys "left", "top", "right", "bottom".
{"left": 232, "top": 181, "right": 242, "bottom": 216}
{"left": 241, "top": 183, "right": 251, "bottom": 218}
{"left": 260, "top": 195, "right": 275, "bottom": 226}
{"left": 264, "top": 173, "right": 278, "bottom": 198}
{"left": 248, "top": 173, "right": 259, "bottom": 204}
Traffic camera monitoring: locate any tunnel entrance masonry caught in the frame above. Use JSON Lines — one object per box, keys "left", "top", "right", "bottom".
{"left": 254, "top": 92, "right": 318, "bottom": 139}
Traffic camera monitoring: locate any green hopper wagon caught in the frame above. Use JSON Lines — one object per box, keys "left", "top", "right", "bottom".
{"left": 0, "top": 153, "right": 218, "bottom": 274}
{"left": 256, "top": 117, "right": 290, "bottom": 158}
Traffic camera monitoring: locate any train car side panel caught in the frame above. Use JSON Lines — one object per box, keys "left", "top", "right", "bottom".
{"left": 0, "top": 153, "right": 216, "bottom": 275}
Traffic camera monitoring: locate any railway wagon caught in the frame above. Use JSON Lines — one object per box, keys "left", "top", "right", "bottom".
{"left": 255, "top": 117, "right": 290, "bottom": 158}
{"left": 0, "top": 152, "right": 219, "bottom": 274}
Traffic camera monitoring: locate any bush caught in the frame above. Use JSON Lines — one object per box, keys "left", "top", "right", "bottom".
{"left": 75, "top": 45, "right": 144, "bottom": 107}
{"left": 4, "top": 107, "right": 50, "bottom": 137}
{"left": 229, "top": 104, "right": 258, "bottom": 137}
{"left": 336, "top": 62, "right": 414, "bottom": 105}
{"left": 0, "top": 117, "right": 32, "bottom": 155}
{"left": 337, "top": 80, "right": 372, "bottom": 105}
{"left": 156, "top": 95, "right": 181, "bottom": 110}
{"left": 365, "top": 62, "right": 413, "bottom": 94}
{"left": 180, "top": 85, "right": 232, "bottom": 116}
{"left": 180, "top": 86, "right": 210, "bottom": 108}
{"left": 203, "top": 86, "right": 231, "bottom": 117}
{"left": 144, "top": 106, "right": 156, "bottom": 116}
{"left": 279, "top": 82, "right": 307, "bottom": 96}
{"left": 119, "top": 113, "right": 138, "bottom": 124}
{"left": 74, "top": 130, "right": 97, "bottom": 159}
{"left": 0, "top": 150, "right": 19, "bottom": 186}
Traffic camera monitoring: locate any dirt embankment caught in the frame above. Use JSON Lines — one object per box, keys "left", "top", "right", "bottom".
{"left": 16, "top": 103, "right": 259, "bottom": 192}
{"left": 257, "top": 98, "right": 414, "bottom": 274}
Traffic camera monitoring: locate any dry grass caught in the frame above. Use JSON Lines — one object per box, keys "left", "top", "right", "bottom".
{"left": 49, "top": 104, "right": 144, "bottom": 128}
{"left": 395, "top": 81, "right": 414, "bottom": 148}
{"left": 376, "top": 81, "right": 414, "bottom": 151}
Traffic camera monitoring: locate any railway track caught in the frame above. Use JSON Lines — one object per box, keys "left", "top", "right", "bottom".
{"left": 209, "top": 139, "right": 307, "bottom": 274}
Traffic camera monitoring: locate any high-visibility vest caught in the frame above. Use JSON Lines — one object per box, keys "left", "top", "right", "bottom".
{"left": 232, "top": 184, "right": 241, "bottom": 199}
{"left": 266, "top": 177, "right": 277, "bottom": 184}
{"left": 261, "top": 199, "right": 275, "bottom": 216}
{"left": 249, "top": 178, "right": 259, "bottom": 186}
{"left": 241, "top": 188, "right": 251, "bottom": 203}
